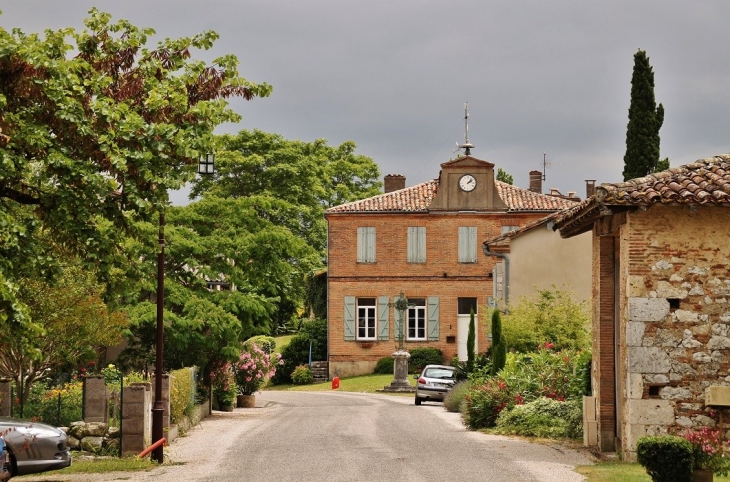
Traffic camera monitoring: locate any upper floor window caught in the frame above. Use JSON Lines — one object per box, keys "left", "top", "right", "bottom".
{"left": 357, "top": 297, "right": 377, "bottom": 340}
{"left": 407, "top": 227, "right": 426, "bottom": 263}
{"left": 357, "top": 227, "right": 376, "bottom": 263}
{"left": 458, "top": 226, "right": 477, "bottom": 263}
{"left": 407, "top": 298, "right": 427, "bottom": 340}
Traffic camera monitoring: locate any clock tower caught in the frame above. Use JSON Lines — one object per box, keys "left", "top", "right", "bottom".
{"left": 428, "top": 155, "right": 508, "bottom": 212}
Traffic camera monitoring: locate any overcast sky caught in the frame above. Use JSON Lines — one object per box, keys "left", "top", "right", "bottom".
{"left": 3, "top": 1, "right": 729, "bottom": 204}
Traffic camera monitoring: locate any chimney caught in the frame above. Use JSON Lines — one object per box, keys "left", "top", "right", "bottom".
{"left": 585, "top": 180, "right": 596, "bottom": 198}
{"left": 529, "top": 170, "right": 542, "bottom": 194}
{"left": 384, "top": 174, "right": 406, "bottom": 193}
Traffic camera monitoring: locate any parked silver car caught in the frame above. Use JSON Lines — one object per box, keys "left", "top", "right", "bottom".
{"left": 414, "top": 365, "right": 456, "bottom": 405}
{"left": 0, "top": 418, "right": 71, "bottom": 477}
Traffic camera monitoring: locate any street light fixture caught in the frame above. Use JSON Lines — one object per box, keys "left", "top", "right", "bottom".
{"left": 152, "top": 153, "right": 215, "bottom": 464}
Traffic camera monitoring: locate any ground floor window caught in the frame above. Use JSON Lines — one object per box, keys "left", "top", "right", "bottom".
{"left": 357, "top": 298, "right": 377, "bottom": 340}
{"left": 407, "top": 298, "right": 426, "bottom": 340}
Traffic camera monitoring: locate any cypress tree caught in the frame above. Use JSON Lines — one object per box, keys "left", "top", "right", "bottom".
{"left": 466, "top": 308, "right": 476, "bottom": 373}
{"left": 623, "top": 50, "right": 664, "bottom": 181}
{"left": 491, "top": 310, "right": 506, "bottom": 376}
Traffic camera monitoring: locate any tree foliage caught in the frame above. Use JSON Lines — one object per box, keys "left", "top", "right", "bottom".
{"left": 496, "top": 168, "right": 514, "bottom": 185}
{"left": 467, "top": 308, "right": 476, "bottom": 373}
{"left": 623, "top": 50, "right": 664, "bottom": 181}
{"left": 0, "top": 9, "right": 271, "bottom": 328}
{"left": 502, "top": 288, "right": 590, "bottom": 353}
{"left": 490, "top": 310, "right": 506, "bottom": 375}
{"left": 0, "top": 257, "right": 128, "bottom": 401}
{"left": 189, "top": 129, "right": 382, "bottom": 255}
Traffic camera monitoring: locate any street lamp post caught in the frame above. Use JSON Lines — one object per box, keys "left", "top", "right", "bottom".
{"left": 151, "top": 153, "right": 214, "bottom": 464}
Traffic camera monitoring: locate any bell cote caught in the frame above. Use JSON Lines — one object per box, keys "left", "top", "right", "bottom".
{"left": 428, "top": 155, "right": 508, "bottom": 212}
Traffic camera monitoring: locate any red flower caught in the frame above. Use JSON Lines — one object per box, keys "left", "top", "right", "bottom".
{"left": 89, "top": 361, "right": 96, "bottom": 366}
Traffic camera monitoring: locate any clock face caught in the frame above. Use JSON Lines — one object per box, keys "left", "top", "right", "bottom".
{"left": 459, "top": 174, "right": 477, "bottom": 192}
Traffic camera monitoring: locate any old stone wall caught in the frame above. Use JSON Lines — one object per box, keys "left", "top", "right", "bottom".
{"left": 327, "top": 211, "right": 546, "bottom": 377}
{"left": 619, "top": 205, "right": 730, "bottom": 459}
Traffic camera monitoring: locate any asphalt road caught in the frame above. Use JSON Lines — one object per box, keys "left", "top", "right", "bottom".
{"left": 22, "top": 391, "right": 594, "bottom": 482}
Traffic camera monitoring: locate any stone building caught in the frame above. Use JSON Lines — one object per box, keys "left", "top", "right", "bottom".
{"left": 324, "top": 155, "right": 577, "bottom": 378}
{"left": 554, "top": 154, "right": 730, "bottom": 459}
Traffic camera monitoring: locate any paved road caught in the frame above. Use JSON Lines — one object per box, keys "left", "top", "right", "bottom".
{"left": 23, "top": 391, "right": 594, "bottom": 482}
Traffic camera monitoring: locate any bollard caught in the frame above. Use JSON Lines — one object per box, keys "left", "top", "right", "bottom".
{"left": 332, "top": 377, "right": 340, "bottom": 390}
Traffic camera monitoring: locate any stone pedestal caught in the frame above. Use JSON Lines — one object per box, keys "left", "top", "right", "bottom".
{"left": 121, "top": 382, "right": 151, "bottom": 456}
{"left": 83, "top": 376, "right": 109, "bottom": 423}
{"left": 0, "top": 379, "right": 11, "bottom": 417}
{"left": 377, "top": 350, "right": 415, "bottom": 393}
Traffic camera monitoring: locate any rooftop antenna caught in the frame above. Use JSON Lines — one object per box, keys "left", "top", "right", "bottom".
{"left": 457, "top": 102, "right": 474, "bottom": 156}
{"left": 542, "top": 152, "right": 551, "bottom": 181}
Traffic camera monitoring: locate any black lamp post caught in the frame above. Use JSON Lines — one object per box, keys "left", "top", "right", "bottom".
{"left": 151, "top": 153, "right": 214, "bottom": 464}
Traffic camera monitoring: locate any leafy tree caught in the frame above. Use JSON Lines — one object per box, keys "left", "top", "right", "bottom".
{"left": 502, "top": 288, "right": 590, "bottom": 353}
{"left": 0, "top": 259, "right": 128, "bottom": 401}
{"left": 0, "top": 10, "right": 271, "bottom": 328}
{"left": 467, "top": 308, "right": 476, "bottom": 373}
{"left": 189, "top": 129, "right": 382, "bottom": 255}
{"left": 496, "top": 168, "right": 514, "bottom": 185}
{"left": 656, "top": 157, "right": 670, "bottom": 172}
{"left": 623, "top": 50, "right": 664, "bottom": 181}
{"left": 490, "top": 310, "right": 507, "bottom": 376}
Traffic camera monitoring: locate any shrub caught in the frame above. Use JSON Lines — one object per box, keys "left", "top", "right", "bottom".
{"left": 243, "top": 335, "right": 276, "bottom": 354}
{"left": 494, "top": 397, "right": 583, "bottom": 439}
{"left": 170, "top": 367, "right": 196, "bottom": 424}
{"left": 463, "top": 378, "right": 517, "bottom": 429}
{"left": 443, "top": 380, "right": 470, "bottom": 413}
{"left": 636, "top": 435, "right": 694, "bottom": 482}
{"left": 20, "top": 380, "right": 83, "bottom": 426}
{"left": 235, "top": 344, "right": 281, "bottom": 395}
{"left": 291, "top": 365, "right": 314, "bottom": 385}
{"left": 408, "top": 347, "right": 444, "bottom": 374}
{"left": 502, "top": 288, "right": 590, "bottom": 353}
{"left": 373, "top": 357, "right": 394, "bottom": 375}
{"left": 490, "top": 310, "right": 506, "bottom": 375}
{"left": 683, "top": 426, "right": 730, "bottom": 475}
{"left": 210, "top": 360, "right": 236, "bottom": 408}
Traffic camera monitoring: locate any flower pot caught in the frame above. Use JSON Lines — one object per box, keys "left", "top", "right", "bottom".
{"left": 693, "top": 469, "right": 713, "bottom": 482}
{"left": 237, "top": 394, "right": 255, "bottom": 408}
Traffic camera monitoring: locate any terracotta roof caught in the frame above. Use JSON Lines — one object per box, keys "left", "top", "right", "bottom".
{"left": 554, "top": 154, "right": 730, "bottom": 236}
{"left": 325, "top": 179, "right": 577, "bottom": 214}
{"left": 484, "top": 211, "right": 562, "bottom": 249}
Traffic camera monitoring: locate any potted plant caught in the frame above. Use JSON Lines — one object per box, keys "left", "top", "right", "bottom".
{"left": 234, "top": 343, "right": 282, "bottom": 407}
{"left": 683, "top": 426, "right": 730, "bottom": 481}
{"left": 210, "top": 361, "right": 236, "bottom": 412}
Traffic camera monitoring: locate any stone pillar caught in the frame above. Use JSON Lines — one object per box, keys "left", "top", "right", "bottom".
{"left": 83, "top": 376, "right": 109, "bottom": 423}
{"left": 0, "top": 379, "right": 11, "bottom": 416}
{"left": 151, "top": 373, "right": 171, "bottom": 433}
{"left": 121, "top": 382, "right": 151, "bottom": 456}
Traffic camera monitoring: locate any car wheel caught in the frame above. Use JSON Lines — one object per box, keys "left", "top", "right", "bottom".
{"left": 414, "top": 396, "right": 422, "bottom": 406}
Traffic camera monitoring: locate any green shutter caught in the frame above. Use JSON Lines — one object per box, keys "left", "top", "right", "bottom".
{"left": 344, "top": 296, "right": 356, "bottom": 340}
{"left": 407, "top": 227, "right": 426, "bottom": 263}
{"left": 428, "top": 296, "right": 439, "bottom": 341}
{"left": 378, "top": 296, "right": 389, "bottom": 340}
{"left": 394, "top": 294, "right": 404, "bottom": 343}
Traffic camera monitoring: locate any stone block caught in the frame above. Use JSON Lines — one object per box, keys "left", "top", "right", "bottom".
{"left": 659, "top": 386, "right": 691, "bottom": 400}
{"left": 121, "top": 435, "right": 147, "bottom": 457}
{"left": 627, "top": 276, "right": 645, "bottom": 297}
{"left": 628, "top": 347, "right": 671, "bottom": 374}
{"left": 122, "top": 418, "right": 146, "bottom": 436}
{"left": 656, "top": 281, "right": 688, "bottom": 299}
{"left": 708, "top": 336, "right": 730, "bottom": 350}
{"left": 626, "top": 323, "right": 645, "bottom": 347}
{"left": 706, "top": 386, "right": 730, "bottom": 407}
{"left": 81, "top": 436, "right": 104, "bottom": 451}
{"left": 583, "top": 396, "right": 596, "bottom": 422}
{"left": 628, "top": 374, "right": 643, "bottom": 400}
{"left": 675, "top": 310, "right": 700, "bottom": 323}
{"left": 583, "top": 421, "right": 598, "bottom": 446}
{"left": 627, "top": 399, "right": 675, "bottom": 425}
{"left": 629, "top": 298, "right": 670, "bottom": 322}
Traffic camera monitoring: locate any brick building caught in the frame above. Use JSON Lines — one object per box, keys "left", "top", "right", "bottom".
{"left": 325, "top": 155, "right": 577, "bottom": 378}
{"left": 554, "top": 154, "right": 730, "bottom": 459}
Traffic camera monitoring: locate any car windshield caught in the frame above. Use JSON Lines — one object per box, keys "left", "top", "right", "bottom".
{"left": 423, "top": 368, "right": 455, "bottom": 380}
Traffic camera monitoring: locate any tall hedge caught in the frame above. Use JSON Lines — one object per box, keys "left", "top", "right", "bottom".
{"left": 491, "top": 310, "right": 506, "bottom": 376}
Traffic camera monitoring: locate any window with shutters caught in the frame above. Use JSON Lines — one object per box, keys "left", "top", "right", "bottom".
{"left": 407, "top": 227, "right": 426, "bottom": 263}
{"left": 458, "top": 226, "right": 477, "bottom": 263}
{"left": 407, "top": 298, "right": 426, "bottom": 340}
{"left": 357, "top": 227, "right": 376, "bottom": 263}
{"left": 357, "top": 298, "right": 377, "bottom": 340}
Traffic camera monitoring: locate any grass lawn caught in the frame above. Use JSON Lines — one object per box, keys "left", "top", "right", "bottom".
{"left": 576, "top": 461, "right": 730, "bottom": 482}
{"left": 267, "top": 373, "right": 415, "bottom": 394}
{"left": 16, "top": 456, "right": 159, "bottom": 477}
{"left": 273, "top": 334, "right": 294, "bottom": 355}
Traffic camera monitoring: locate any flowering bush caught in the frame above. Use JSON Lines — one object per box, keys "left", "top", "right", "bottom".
{"left": 683, "top": 426, "right": 730, "bottom": 475}
{"left": 210, "top": 360, "right": 236, "bottom": 407}
{"left": 234, "top": 343, "right": 283, "bottom": 395}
